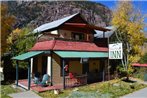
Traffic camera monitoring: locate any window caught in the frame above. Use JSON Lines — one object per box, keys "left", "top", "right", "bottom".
{"left": 72, "top": 33, "right": 84, "bottom": 41}
{"left": 50, "top": 30, "right": 58, "bottom": 35}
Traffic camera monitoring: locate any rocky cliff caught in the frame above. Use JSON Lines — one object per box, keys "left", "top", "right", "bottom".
{"left": 6, "top": 1, "right": 112, "bottom": 29}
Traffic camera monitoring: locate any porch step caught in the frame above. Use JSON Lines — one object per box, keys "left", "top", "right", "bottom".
{"left": 18, "top": 83, "right": 28, "bottom": 90}
{"left": 31, "top": 85, "right": 63, "bottom": 93}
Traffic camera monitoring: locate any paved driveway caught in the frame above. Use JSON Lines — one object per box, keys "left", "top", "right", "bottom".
{"left": 121, "top": 87, "right": 147, "bottom": 98}
{"left": 8, "top": 91, "right": 42, "bottom": 98}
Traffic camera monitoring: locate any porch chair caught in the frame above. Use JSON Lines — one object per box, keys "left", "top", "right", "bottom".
{"left": 40, "top": 74, "right": 50, "bottom": 87}
{"left": 69, "top": 72, "right": 79, "bottom": 85}
{"left": 69, "top": 72, "right": 75, "bottom": 79}
{"left": 33, "top": 72, "right": 41, "bottom": 84}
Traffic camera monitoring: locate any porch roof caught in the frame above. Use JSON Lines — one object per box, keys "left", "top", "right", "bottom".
{"left": 54, "top": 51, "right": 108, "bottom": 58}
{"left": 12, "top": 51, "right": 44, "bottom": 61}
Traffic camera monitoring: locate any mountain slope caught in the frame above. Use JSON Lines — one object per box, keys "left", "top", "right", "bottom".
{"left": 6, "top": 1, "right": 112, "bottom": 29}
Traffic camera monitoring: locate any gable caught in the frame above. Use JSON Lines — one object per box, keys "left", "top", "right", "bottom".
{"left": 65, "top": 14, "right": 87, "bottom": 24}
{"left": 32, "top": 13, "right": 110, "bottom": 34}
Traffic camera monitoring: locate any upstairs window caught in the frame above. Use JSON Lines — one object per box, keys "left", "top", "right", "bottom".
{"left": 72, "top": 33, "right": 84, "bottom": 41}
{"left": 50, "top": 30, "right": 58, "bottom": 35}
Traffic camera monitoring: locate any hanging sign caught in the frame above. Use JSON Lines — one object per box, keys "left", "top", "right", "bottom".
{"left": 109, "top": 43, "right": 123, "bottom": 59}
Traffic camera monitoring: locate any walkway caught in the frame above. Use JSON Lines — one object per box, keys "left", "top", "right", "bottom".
{"left": 8, "top": 91, "right": 42, "bottom": 98}
{"left": 121, "top": 87, "right": 147, "bottom": 98}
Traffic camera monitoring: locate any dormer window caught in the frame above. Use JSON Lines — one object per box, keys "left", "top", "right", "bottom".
{"left": 72, "top": 32, "right": 84, "bottom": 41}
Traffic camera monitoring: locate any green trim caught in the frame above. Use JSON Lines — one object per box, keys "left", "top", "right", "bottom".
{"left": 54, "top": 51, "right": 108, "bottom": 58}
{"left": 12, "top": 51, "right": 44, "bottom": 61}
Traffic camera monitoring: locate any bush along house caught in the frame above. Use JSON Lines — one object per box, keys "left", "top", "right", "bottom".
{"left": 12, "top": 13, "right": 111, "bottom": 91}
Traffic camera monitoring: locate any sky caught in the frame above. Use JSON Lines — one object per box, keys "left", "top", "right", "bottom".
{"left": 90, "top": 0, "right": 147, "bottom": 32}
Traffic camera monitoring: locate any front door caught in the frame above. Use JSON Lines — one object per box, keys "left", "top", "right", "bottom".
{"left": 42, "top": 56, "right": 47, "bottom": 75}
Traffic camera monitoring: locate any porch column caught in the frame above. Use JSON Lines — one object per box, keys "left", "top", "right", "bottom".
{"left": 62, "top": 59, "right": 65, "bottom": 89}
{"left": 103, "top": 60, "right": 106, "bottom": 81}
{"left": 108, "top": 34, "right": 110, "bottom": 80}
{"left": 16, "top": 61, "right": 19, "bottom": 86}
{"left": 103, "top": 31, "right": 105, "bottom": 38}
{"left": 30, "top": 58, "right": 33, "bottom": 78}
{"left": 103, "top": 68, "right": 105, "bottom": 81}
{"left": 28, "top": 60, "right": 31, "bottom": 90}
{"left": 108, "top": 58, "right": 110, "bottom": 80}
{"left": 47, "top": 56, "right": 52, "bottom": 85}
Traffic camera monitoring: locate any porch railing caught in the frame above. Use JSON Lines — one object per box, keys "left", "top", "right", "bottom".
{"left": 65, "top": 74, "right": 87, "bottom": 88}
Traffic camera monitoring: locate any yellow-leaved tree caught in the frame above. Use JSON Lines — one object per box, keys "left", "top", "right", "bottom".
{"left": 7, "top": 27, "right": 36, "bottom": 57}
{"left": 7, "top": 27, "right": 36, "bottom": 68}
{"left": 112, "top": 1, "right": 145, "bottom": 80}
{"left": 1, "top": 3, "right": 15, "bottom": 55}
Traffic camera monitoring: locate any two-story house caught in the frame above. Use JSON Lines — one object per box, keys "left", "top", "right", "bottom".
{"left": 12, "top": 13, "right": 110, "bottom": 91}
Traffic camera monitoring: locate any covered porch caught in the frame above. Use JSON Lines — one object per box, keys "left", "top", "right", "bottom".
{"left": 12, "top": 49, "right": 110, "bottom": 91}
{"left": 10, "top": 51, "right": 91, "bottom": 91}
{"left": 12, "top": 51, "right": 51, "bottom": 91}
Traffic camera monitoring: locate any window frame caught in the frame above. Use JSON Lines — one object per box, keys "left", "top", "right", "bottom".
{"left": 72, "top": 32, "right": 84, "bottom": 41}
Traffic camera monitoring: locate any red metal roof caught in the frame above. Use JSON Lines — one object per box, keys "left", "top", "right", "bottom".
{"left": 30, "top": 40, "right": 55, "bottom": 51}
{"left": 30, "top": 40, "right": 108, "bottom": 52}
{"left": 132, "top": 63, "right": 147, "bottom": 67}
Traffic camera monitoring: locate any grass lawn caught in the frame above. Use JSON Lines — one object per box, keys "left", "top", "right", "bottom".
{"left": 39, "top": 79, "right": 147, "bottom": 98}
{"left": 1, "top": 84, "right": 21, "bottom": 98}
{"left": 1, "top": 78, "right": 146, "bottom": 98}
